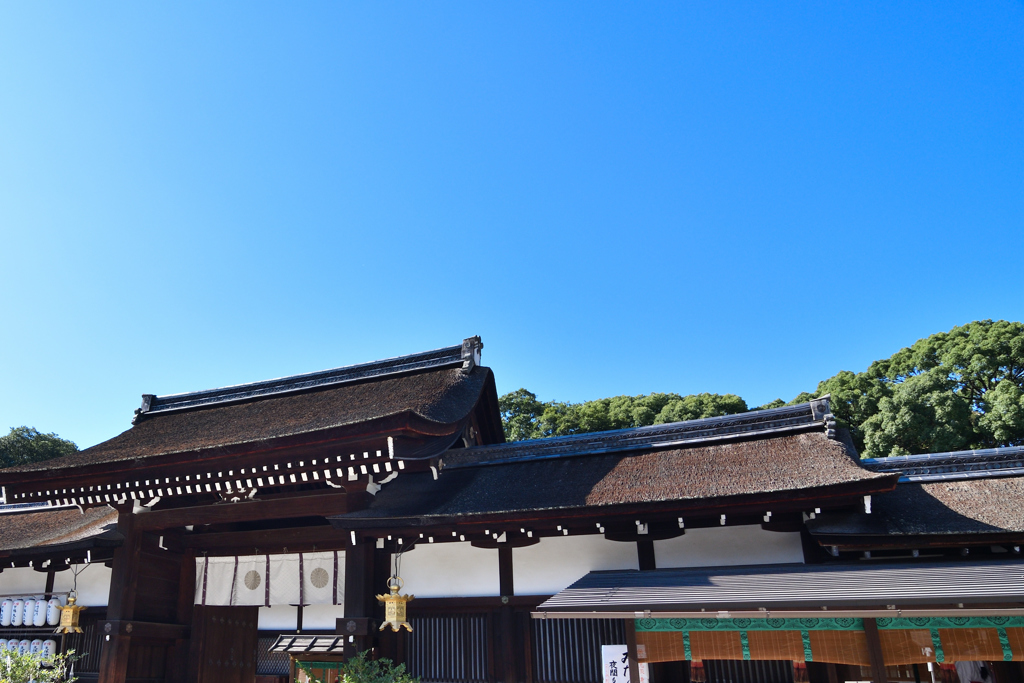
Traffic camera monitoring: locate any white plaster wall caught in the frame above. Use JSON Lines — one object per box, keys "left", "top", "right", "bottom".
{"left": 0, "top": 568, "right": 48, "bottom": 598}
{"left": 653, "top": 525, "right": 804, "bottom": 568}
{"left": 301, "top": 604, "right": 346, "bottom": 630}
{"left": 398, "top": 542, "right": 499, "bottom": 598}
{"left": 259, "top": 605, "right": 298, "bottom": 630}
{"left": 50, "top": 563, "right": 112, "bottom": 606}
{"left": 0, "top": 563, "right": 110, "bottom": 606}
{"left": 514, "top": 535, "right": 639, "bottom": 596}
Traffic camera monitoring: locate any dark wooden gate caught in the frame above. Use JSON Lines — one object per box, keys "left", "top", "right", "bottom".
{"left": 188, "top": 605, "right": 259, "bottom": 683}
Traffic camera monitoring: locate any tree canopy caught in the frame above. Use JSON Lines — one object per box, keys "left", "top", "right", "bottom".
{"left": 499, "top": 320, "right": 1024, "bottom": 458}
{"left": 499, "top": 389, "right": 748, "bottom": 441}
{"left": 792, "top": 319, "right": 1024, "bottom": 457}
{"left": 0, "top": 426, "right": 78, "bottom": 469}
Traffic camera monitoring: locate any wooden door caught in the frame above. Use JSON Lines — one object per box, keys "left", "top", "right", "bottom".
{"left": 188, "top": 605, "right": 259, "bottom": 683}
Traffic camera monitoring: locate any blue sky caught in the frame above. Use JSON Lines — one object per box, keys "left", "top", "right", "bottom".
{"left": 1, "top": 2, "right": 1021, "bottom": 449}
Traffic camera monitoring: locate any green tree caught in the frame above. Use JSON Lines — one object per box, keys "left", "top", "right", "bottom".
{"left": 499, "top": 389, "right": 547, "bottom": 441}
{"left": 794, "top": 320, "right": 1024, "bottom": 457}
{"left": 499, "top": 390, "right": 749, "bottom": 440}
{"left": 0, "top": 427, "right": 78, "bottom": 469}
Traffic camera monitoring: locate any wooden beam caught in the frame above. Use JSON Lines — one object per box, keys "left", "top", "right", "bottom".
{"left": 134, "top": 491, "right": 352, "bottom": 531}
{"left": 101, "top": 619, "right": 190, "bottom": 640}
{"left": 863, "top": 618, "right": 889, "bottom": 683}
{"left": 184, "top": 524, "right": 349, "bottom": 553}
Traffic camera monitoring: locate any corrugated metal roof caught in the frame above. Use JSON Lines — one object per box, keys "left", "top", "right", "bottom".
{"left": 538, "top": 561, "right": 1024, "bottom": 614}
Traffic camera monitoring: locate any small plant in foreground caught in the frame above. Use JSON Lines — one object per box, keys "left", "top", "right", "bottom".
{"left": 298, "top": 650, "right": 418, "bottom": 683}
{"left": 0, "top": 649, "right": 78, "bottom": 683}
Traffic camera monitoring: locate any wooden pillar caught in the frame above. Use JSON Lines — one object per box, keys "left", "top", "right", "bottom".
{"left": 625, "top": 619, "right": 641, "bottom": 683}
{"left": 98, "top": 511, "right": 142, "bottom": 683}
{"left": 498, "top": 545, "right": 516, "bottom": 683}
{"left": 344, "top": 539, "right": 375, "bottom": 657}
{"left": 167, "top": 548, "right": 195, "bottom": 683}
{"left": 863, "top": 618, "right": 889, "bottom": 683}
{"left": 637, "top": 540, "right": 656, "bottom": 571}
{"left": 44, "top": 570, "right": 55, "bottom": 600}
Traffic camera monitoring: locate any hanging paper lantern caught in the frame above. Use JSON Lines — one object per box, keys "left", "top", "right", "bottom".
{"left": 376, "top": 576, "right": 414, "bottom": 632}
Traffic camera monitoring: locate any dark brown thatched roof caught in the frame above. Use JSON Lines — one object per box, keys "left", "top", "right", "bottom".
{"left": 1, "top": 366, "right": 494, "bottom": 475}
{"left": 808, "top": 477, "right": 1024, "bottom": 539}
{"left": 0, "top": 506, "right": 120, "bottom": 554}
{"left": 331, "top": 431, "right": 894, "bottom": 526}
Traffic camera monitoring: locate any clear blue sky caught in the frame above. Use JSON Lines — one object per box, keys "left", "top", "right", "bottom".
{"left": 1, "top": 2, "right": 1021, "bottom": 449}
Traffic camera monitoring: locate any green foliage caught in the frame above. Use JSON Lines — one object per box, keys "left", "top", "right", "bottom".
{"left": 298, "top": 651, "right": 417, "bottom": 683}
{"left": 498, "top": 320, "right": 1024, "bottom": 459}
{"left": 499, "top": 389, "right": 547, "bottom": 442}
{"left": 500, "top": 389, "right": 748, "bottom": 440}
{"left": 794, "top": 320, "right": 1024, "bottom": 457}
{"left": 0, "top": 648, "right": 78, "bottom": 683}
{"left": 0, "top": 427, "right": 78, "bottom": 469}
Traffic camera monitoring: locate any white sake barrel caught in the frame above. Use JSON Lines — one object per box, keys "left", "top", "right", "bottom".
{"left": 0, "top": 599, "right": 12, "bottom": 626}
{"left": 0, "top": 640, "right": 6, "bottom": 652}
{"left": 6, "top": 639, "right": 18, "bottom": 652}
{"left": 32, "top": 599, "right": 46, "bottom": 627}
{"left": 42, "top": 639, "right": 57, "bottom": 658}
{"left": 30, "top": 639, "right": 42, "bottom": 655}
{"left": 17, "top": 639, "right": 30, "bottom": 655}
{"left": 22, "top": 599, "right": 35, "bottom": 626}
{"left": 11, "top": 599, "right": 24, "bottom": 627}
{"left": 46, "top": 598, "right": 62, "bottom": 626}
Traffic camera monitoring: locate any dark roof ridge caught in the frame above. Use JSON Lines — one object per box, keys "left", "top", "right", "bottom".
{"left": 135, "top": 336, "right": 483, "bottom": 420}
{"left": 442, "top": 397, "right": 835, "bottom": 470}
{"left": 862, "top": 445, "right": 1024, "bottom": 483}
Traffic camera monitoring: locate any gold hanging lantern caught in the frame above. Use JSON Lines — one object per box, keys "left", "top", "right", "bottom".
{"left": 376, "top": 576, "right": 414, "bottom": 632}
{"left": 55, "top": 593, "right": 86, "bottom": 634}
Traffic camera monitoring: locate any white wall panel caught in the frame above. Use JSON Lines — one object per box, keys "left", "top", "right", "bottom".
{"left": 514, "top": 535, "right": 639, "bottom": 596}
{"left": 653, "top": 525, "right": 804, "bottom": 568}
{"left": 301, "top": 604, "right": 346, "bottom": 630}
{"left": 399, "top": 542, "right": 499, "bottom": 598}
{"left": 0, "top": 563, "right": 111, "bottom": 606}
{"left": 51, "top": 563, "right": 112, "bottom": 606}
{"left": 258, "top": 605, "right": 298, "bottom": 630}
{"left": 0, "top": 568, "right": 47, "bottom": 597}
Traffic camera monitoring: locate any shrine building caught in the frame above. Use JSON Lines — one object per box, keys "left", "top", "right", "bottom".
{"left": 1, "top": 337, "right": 1023, "bottom": 683}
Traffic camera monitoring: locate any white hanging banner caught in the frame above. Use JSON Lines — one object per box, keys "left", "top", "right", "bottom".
{"left": 233, "top": 555, "right": 269, "bottom": 607}
{"left": 301, "top": 552, "right": 345, "bottom": 606}
{"left": 195, "top": 552, "right": 345, "bottom": 608}
{"left": 195, "top": 556, "right": 237, "bottom": 606}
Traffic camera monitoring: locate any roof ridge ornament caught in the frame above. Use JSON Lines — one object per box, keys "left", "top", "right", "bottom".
{"left": 809, "top": 395, "right": 837, "bottom": 440}
{"left": 461, "top": 336, "right": 483, "bottom": 374}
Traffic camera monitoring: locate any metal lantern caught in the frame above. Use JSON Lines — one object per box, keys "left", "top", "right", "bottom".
{"left": 376, "top": 576, "right": 414, "bottom": 632}
{"left": 55, "top": 593, "right": 86, "bottom": 634}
